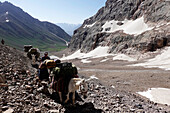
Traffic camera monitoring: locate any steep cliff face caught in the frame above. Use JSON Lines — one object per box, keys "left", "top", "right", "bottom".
{"left": 69, "top": 0, "right": 170, "bottom": 54}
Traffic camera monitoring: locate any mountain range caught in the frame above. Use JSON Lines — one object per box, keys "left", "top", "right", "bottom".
{"left": 0, "top": 1, "right": 71, "bottom": 51}
{"left": 69, "top": 0, "right": 170, "bottom": 54}
{"left": 56, "top": 23, "right": 81, "bottom": 36}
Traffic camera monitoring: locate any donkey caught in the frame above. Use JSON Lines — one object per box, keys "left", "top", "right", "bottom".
{"left": 58, "top": 78, "right": 88, "bottom": 105}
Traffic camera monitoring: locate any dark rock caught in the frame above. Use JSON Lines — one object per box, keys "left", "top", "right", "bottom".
{"left": 35, "top": 108, "right": 41, "bottom": 113}
{"left": 2, "top": 106, "right": 9, "bottom": 111}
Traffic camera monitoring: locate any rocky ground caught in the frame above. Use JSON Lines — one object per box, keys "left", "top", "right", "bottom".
{"left": 1, "top": 45, "right": 170, "bottom": 112}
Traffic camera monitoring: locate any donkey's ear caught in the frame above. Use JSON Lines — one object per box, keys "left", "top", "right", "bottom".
{"left": 82, "top": 79, "right": 86, "bottom": 83}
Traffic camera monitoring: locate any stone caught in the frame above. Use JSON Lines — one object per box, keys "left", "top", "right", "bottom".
{"left": 48, "top": 110, "right": 59, "bottom": 113}
{"left": 25, "top": 85, "right": 32, "bottom": 90}
{"left": 35, "top": 108, "right": 41, "bottom": 113}
{"left": 3, "top": 108, "right": 14, "bottom": 113}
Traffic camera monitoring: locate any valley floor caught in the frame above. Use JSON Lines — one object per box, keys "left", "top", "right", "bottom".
{"left": 1, "top": 45, "right": 170, "bottom": 112}
{"left": 74, "top": 57, "right": 170, "bottom": 93}
{"left": 53, "top": 50, "right": 170, "bottom": 110}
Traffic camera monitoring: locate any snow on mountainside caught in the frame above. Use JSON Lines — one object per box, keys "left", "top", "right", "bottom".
{"left": 101, "top": 16, "right": 153, "bottom": 36}
{"left": 69, "top": 0, "right": 170, "bottom": 55}
{"left": 131, "top": 46, "right": 170, "bottom": 70}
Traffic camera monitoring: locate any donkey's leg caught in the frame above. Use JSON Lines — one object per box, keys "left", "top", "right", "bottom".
{"left": 64, "top": 93, "right": 70, "bottom": 103}
{"left": 72, "top": 91, "right": 76, "bottom": 105}
{"left": 58, "top": 92, "right": 62, "bottom": 102}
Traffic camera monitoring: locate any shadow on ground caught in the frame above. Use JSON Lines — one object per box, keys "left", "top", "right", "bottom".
{"left": 50, "top": 92, "right": 102, "bottom": 113}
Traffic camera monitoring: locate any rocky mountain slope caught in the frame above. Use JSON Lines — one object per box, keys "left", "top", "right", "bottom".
{"left": 0, "top": 1, "right": 71, "bottom": 51}
{"left": 69, "top": 0, "right": 170, "bottom": 54}
{"left": 1, "top": 45, "right": 170, "bottom": 112}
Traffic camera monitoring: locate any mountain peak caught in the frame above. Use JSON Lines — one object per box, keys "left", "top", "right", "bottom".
{"left": 2, "top": 1, "right": 13, "bottom": 5}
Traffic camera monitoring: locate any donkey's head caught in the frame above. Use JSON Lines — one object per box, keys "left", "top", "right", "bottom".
{"left": 76, "top": 78, "right": 88, "bottom": 99}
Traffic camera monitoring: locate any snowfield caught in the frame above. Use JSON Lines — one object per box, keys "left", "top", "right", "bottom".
{"left": 60, "top": 46, "right": 136, "bottom": 63}
{"left": 138, "top": 88, "right": 170, "bottom": 105}
{"left": 102, "top": 16, "right": 153, "bottom": 36}
{"left": 132, "top": 47, "right": 170, "bottom": 70}
{"left": 113, "top": 54, "right": 137, "bottom": 61}
{"left": 61, "top": 46, "right": 113, "bottom": 61}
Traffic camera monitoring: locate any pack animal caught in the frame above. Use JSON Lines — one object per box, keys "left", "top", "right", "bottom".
{"left": 58, "top": 78, "right": 88, "bottom": 105}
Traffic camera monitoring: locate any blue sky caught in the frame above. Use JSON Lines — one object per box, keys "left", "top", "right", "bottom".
{"left": 0, "top": 0, "right": 106, "bottom": 24}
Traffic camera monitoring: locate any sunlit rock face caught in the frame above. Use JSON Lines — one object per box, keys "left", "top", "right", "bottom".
{"left": 69, "top": 0, "right": 170, "bottom": 54}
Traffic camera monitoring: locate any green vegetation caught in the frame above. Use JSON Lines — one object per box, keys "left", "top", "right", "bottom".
{"left": 0, "top": 35, "right": 67, "bottom": 52}
{"left": 0, "top": 2, "right": 71, "bottom": 52}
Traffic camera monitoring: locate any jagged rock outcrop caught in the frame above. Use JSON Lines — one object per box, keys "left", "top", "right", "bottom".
{"left": 69, "top": 0, "right": 170, "bottom": 54}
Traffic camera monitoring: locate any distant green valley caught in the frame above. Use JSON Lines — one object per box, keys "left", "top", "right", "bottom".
{"left": 0, "top": 1, "right": 71, "bottom": 51}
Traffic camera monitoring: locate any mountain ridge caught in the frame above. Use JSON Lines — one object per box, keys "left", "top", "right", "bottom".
{"left": 0, "top": 1, "right": 71, "bottom": 51}
{"left": 69, "top": 0, "right": 170, "bottom": 54}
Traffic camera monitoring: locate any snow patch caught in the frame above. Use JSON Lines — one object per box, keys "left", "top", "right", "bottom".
{"left": 86, "top": 75, "right": 99, "bottom": 81}
{"left": 113, "top": 54, "right": 136, "bottom": 61}
{"left": 102, "top": 16, "right": 153, "bottom": 36}
{"left": 132, "top": 47, "right": 170, "bottom": 70}
{"left": 60, "top": 46, "right": 136, "bottom": 63}
{"left": 138, "top": 88, "right": 170, "bottom": 105}
{"left": 111, "top": 85, "right": 115, "bottom": 89}
{"left": 50, "top": 55, "right": 60, "bottom": 60}
{"left": 83, "top": 22, "right": 96, "bottom": 28}
{"left": 81, "top": 59, "right": 91, "bottom": 63}
{"left": 6, "top": 19, "right": 9, "bottom": 22}
{"left": 82, "top": 46, "right": 111, "bottom": 59}
{"left": 61, "top": 46, "right": 113, "bottom": 61}
{"left": 60, "top": 50, "right": 85, "bottom": 60}
{"left": 100, "top": 58, "right": 109, "bottom": 62}
{"left": 5, "top": 11, "right": 8, "bottom": 15}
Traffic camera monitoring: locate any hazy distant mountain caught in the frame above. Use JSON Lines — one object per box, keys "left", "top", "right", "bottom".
{"left": 56, "top": 23, "right": 81, "bottom": 36}
{"left": 0, "top": 1, "right": 71, "bottom": 51}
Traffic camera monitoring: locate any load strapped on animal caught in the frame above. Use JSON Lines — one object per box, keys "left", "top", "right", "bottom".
{"left": 44, "top": 59, "right": 58, "bottom": 69}
{"left": 24, "top": 45, "right": 33, "bottom": 52}
{"left": 39, "top": 60, "right": 87, "bottom": 104}
{"left": 23, "top": 45, "right": 40, "bottom": 60}
{"left": 51, "top": 62, "right": 87, "bottom": 104}
{"left": 52, "top": 62, "right": 78, "bottom": 93}
{"left": 27, "top": 48, "right": 40, "bottom": 61}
